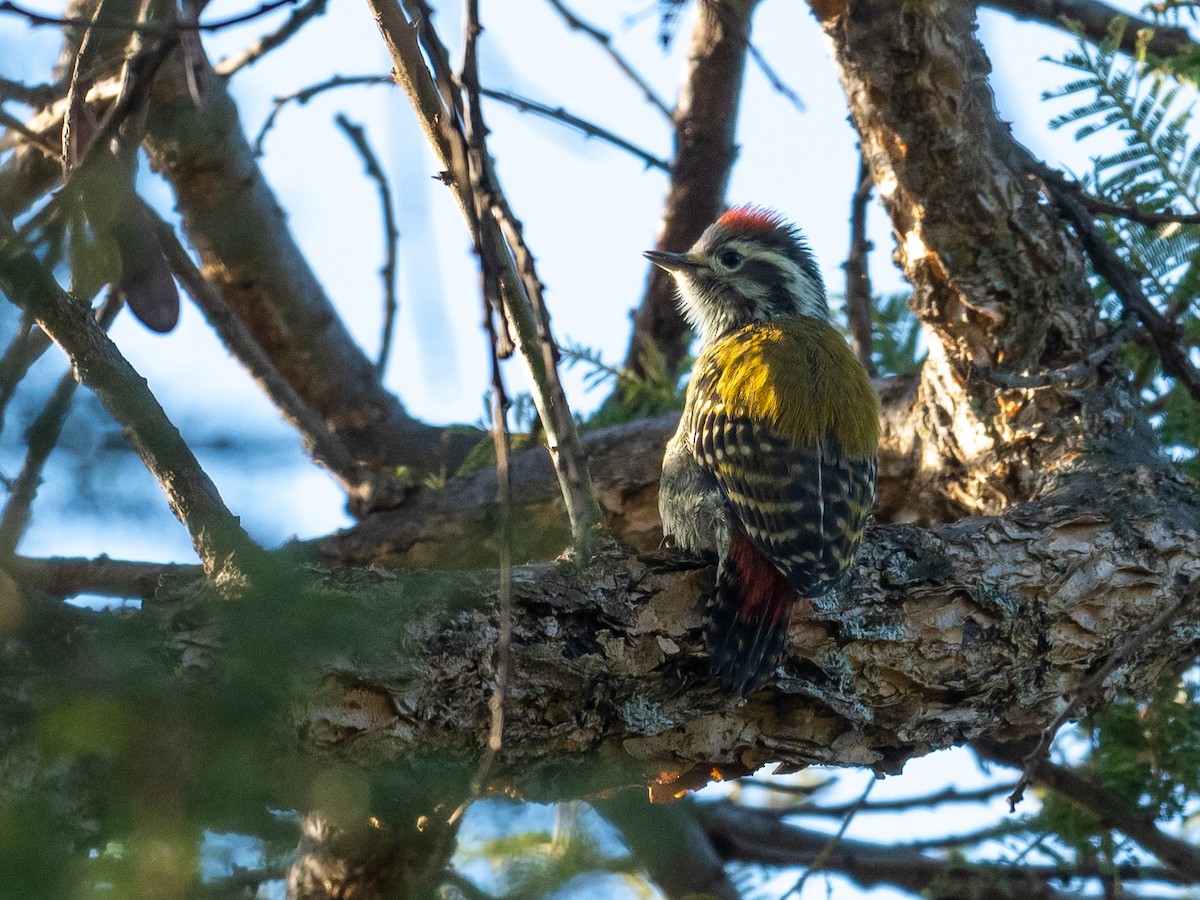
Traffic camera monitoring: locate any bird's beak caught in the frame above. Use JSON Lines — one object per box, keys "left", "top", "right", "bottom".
{"left": 644, "top": 250, "right": 701, "bottom": 273}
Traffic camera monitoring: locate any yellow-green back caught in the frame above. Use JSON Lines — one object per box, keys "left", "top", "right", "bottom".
{"left": 695, "top": 318, "right": 879, "bottom": 458}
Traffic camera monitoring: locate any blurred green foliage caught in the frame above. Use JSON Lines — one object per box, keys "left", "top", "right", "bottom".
{"left": 1035, "top": 672, "right": 1200, "bottom": 867}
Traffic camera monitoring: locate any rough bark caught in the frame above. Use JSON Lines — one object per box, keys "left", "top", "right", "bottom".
{"left": 14, "top": 456, "right": 1200, "bottom": 802}
{"left": 812, "top": 0, "right": 1124, "bottom": 517}
{"left": 622, "top": 0, "right": 759, "bottom": 380}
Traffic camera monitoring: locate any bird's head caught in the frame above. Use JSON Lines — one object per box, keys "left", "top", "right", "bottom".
{"left": 644, "top": 206, "right": 826, "bottom": 343}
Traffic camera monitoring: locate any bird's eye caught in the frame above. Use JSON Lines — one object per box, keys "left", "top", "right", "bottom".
{"left": 718, "top": 249, "right": 744, "bottom": 269}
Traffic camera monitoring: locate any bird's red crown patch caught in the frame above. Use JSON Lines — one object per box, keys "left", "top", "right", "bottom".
{"left": 718, "top": 205, "right": 785, "bottom": 236}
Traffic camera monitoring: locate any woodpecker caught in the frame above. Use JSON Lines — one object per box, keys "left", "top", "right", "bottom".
{"left": 647, "top": 206, "right": 879, "bottom": 695}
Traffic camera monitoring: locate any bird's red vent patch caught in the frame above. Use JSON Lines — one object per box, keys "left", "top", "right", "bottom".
{"left": 718, "top": 205, "right": 785, "bottom": 236}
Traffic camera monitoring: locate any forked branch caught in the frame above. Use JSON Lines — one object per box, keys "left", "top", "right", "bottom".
{"left": 365, "top": 0, "right": 604, "bottom": 552}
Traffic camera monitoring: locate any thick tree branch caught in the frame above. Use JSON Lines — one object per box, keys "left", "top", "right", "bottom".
{"left": 7, "top": 555, "right": 202, "bottom": 598}
{"left": 696, "top": 800, "right": 1170, "bottom": 898}
{"left": 621, "top": 0, "right": 760, "bottom": 381}
{"left": 981, "top": 0, "right": 1198, "bottom": 58}
{"left": 151, "top": 211, "right": 396, "bottom": 511}
{"left": 139, "top": 56, "right": 478, "bottom": 483}
{"left": 16, "top": 453, "right": 1200, "bottom": 800}
{"left": 0, "top": 292, "right": 122, "bottom": 557}
{"left": 0, "top": 50, "right": 479, "bottom": 484}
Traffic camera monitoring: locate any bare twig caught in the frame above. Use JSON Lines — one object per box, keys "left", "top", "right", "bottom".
{"left": 1037, "top": 161, "right": 1200, "bottom": 403}
{"left": 1005, "top": 577, "right": 1199, "bottom": 811}
{"left": 0, "top": 314, "right": 47, "bottom": 436}
{"left": 844, "top": 151, "right": 876, "bottom": 375}
{"left": 981, "top": 0, "right": 1197, "bottom": 57}
{"left": 974, "top": 318, "right": 1135, "bottom": 389}
{"left": 0, "top": 216, "right": 263, "bottom": 580}
{"left": 0, "top": 292, "right": 122, "bottom": 558}
{"left": 480, "top": 87, "right": 670, "bottom": 172}
{"left": 253, "top": 74, "right": 392, "bottom": 154}
{"left": 698, "top": 801, "right": 1175, "bottom": 897}
{"left": 150, "top": 210, "right": 393, "bottom": 511}
{"left": 214, "top": 0, "right": 329, "bottom": 76}
{"left": 334, "top": 114, "right": 400, "bottom": 375}
{"left": 0, "top": 0, "right": 300, "bottom": 33}
{"left": 745, "top": 40, "right": 804, "bottom": 112}
{"left": 784, "top": 776, "right": 875, "bottom": 898}
{"left": 368, "top": 0, "right": 605, "bottom": 551}
{"left": 1080, "top": 195, "right": 1200, "bottom": 227}
{"left": 453, "top": 0, "right": 514, "bottom": 811}
{"left": 980, "top": 743, "right": 1200, "bottom": 882}
{"left": 542, "top": 0, "right": 673, "bottom": 119}
{"left": 1042, "top": 167, "right": 1200, "bottom": 227}
{"left": 741, "top": 779, "right": 1017, "bottom": 815}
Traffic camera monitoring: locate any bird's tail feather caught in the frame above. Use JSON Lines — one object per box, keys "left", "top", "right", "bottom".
{"left": 705, "top": 533, "right": 796, "bottom": 695}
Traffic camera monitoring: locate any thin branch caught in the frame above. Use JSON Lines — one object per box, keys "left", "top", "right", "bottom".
{"left": 6, "top": 554, "right": 202, "bottom": 598}
{"left": 477, "top": 371, "right": 513, "bottom": 782}
{"left": 1005, "top": 577, "right": 1199, "bottom": 811}
{"left": 0, "top": 216, "right": 263, "bottom": 580}
{"left": 403, "top": 0, "right": 463, "bottom": 132}
{"left": 150, "top": 210, "right": 394, "bottom": 512}
{"left": 333, "top": 114, "right": 400, "bottom": 375}
{"left": 1043, "top": 167, "right": 1200, "bottom": 226}
{"left": 696, "top": 801, "right": 1170, "bottom": 898}
{"left": 253, "top": 74, "right": 393, "bottom": 155}
{"left": 542, "top": 0, "right": 673, "bottom": 120}
{"left": 784, "top": 776, "right": 874, "bottom": 898}
{"left": 843, "top": 150, "right": 876, "bottom": 375}
{"left": 0, "top": 0, "right": 300, "bottom": 34}
{"left": 1037, "top": 161, "right": 1200, "bottom": 403}
{"left": 0, "top": 292, "right": 122, "bottom": 558}
{"left": 368, "top": 0, "right": 605, "bottom": 551}
{"left": 214, "top": 0, "right": 329, "bottom": 76}
{"left": 440, "top": 4, "right": 516, "bottom": 826}
{"left": 980, "top": 744, "right": 1200, "bottom": 882}
{"left": 981, "top": 0, "right": 1198, "bottom": 58}
{"left": 480, "top": 87, "right": 671, "bottom": 172}
{"left": 1079, "top": 194, "right": 1200, "bottom": 228}
{"left": 745, "top": 40, "right": 804, "bottom": 112}
{"left": 0, "top": 314, "right": 49, "bottom": 437}
{"left": 973, "top": 318, "right": 1135, "bottom": 389}
{"left": 741, "top": 779, "right": 1018, "bottom": 816}
{"left": 463, "top": 0, "right": 513, "bottom": 799}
